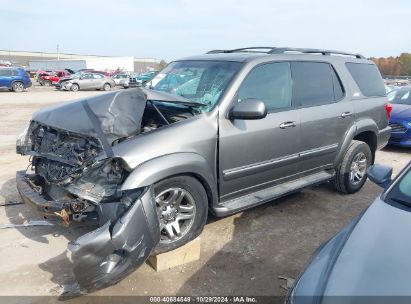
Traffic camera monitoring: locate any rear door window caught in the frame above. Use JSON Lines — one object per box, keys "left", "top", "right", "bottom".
{"left": 238, "top": 62, "right": 292, "bottom": 111}
{"left": 0, "top": 69, "right": 12, "bottom": 76}
{"left": 291, "top": 62, "right": 343, "bottom": 107}
{"left": 346, "top": 63, "right": 385, "bottom": 97}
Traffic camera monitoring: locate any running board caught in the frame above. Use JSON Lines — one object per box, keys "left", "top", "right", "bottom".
{"left": 213, "top": 170, "right": 335, "bottom": 217}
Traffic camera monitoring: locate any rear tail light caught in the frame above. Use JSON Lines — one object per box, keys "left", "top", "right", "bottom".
{"left": 385, "top": 103, "right": 393, "bottom": 120}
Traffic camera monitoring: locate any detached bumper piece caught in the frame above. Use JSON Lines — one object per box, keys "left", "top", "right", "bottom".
{"left": 62, "top": 188, "right": 160, "bottom": 298}
{"left": 16, "top": 171, "right": 160, "bottom": 297}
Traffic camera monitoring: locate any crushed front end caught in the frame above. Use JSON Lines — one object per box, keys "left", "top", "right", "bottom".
{"left": 15, "top": 89, "right": 160, "bottom": 296}
{"left": 16, "top": 121, "right": 115, "bottom": 223}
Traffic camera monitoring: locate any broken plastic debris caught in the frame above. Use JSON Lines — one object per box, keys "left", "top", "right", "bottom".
{"left": 278, "top": 275, "right": 295, "bottom": 290}
{"left": 0, "top": 220, "right": 54, "bottom": 229}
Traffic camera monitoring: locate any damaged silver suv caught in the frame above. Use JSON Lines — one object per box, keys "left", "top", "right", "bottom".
{"left": 16, "top": 47, "right": 391, "bottom": 295}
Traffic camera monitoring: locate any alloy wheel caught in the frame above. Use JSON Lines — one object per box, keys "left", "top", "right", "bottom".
{"left": 349, "top": 152, "right": 367, "bottom": 185}
{"left": 155, "top": 187, "right": 196, "bottom": 243}
{"left": 14, "top": 82, "right": 24, "bottom": 92}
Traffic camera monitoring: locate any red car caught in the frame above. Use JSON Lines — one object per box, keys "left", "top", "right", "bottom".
{"left": 88, "top": 70, "right": 110, "bottom": 76}
{"left": 39, "top": 70, "right": 72, "bottom": 86}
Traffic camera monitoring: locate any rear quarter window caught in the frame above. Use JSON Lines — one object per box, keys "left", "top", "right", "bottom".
{"left": 346, "top": 63, "right": 385, "bottom": 97}
{"left": 291, "top": 61, "right": 344, "bottom": 107}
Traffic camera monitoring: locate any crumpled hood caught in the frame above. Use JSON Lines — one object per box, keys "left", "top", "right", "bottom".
{"left": 392, "top": 104, "right": 411, "bottom": 120}
{"left": 32, "top": 89, "right": 147, "bottom": 145}
{"left": 324, "top": 198, "right": 411, "bottom": 296}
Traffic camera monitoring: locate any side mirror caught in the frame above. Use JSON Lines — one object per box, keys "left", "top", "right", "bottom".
{"left": 229, "top": 99, "right": 267, "bottom": 120}
{"left": 367, "top": 164, "right": 393, "bottom": 188}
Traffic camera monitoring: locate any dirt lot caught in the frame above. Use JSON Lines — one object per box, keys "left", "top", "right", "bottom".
{"left": 0, "top": 85, "right": 409, "bottom": 301}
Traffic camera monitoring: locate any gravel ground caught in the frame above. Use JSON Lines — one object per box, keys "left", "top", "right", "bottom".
{"left": 0, "top": 85, "right": 409, "bottom": 301}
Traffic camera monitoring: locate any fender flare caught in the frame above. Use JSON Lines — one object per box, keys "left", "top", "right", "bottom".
{"left": 334, "top": 119, "right": 378, "bottom": 167}
{"left": 121, "top": 152, "right": 218, "bottom": 206}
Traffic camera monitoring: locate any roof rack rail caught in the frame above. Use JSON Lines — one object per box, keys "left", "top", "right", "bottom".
{"left": 206, "top": 47, "right": 365, "bottom": 59}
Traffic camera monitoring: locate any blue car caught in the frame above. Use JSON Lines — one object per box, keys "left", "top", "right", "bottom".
{"left": 387, "top": 87, "right": 411, "bottom": 147}
{"left": 0, "top": 67, "right": 32, "bottom": 92}
{"left": 287, "top": 162, "right": 411, "bottom": 303}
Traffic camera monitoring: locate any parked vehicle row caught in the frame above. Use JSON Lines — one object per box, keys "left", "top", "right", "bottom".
{"left": 1, "top": 65, "right": 160, "bottom": 93}
{"left": 16, "top": 47, "right": 393, "bottom": 296}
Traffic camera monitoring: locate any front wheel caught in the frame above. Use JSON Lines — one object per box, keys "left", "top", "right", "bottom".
{"left": 70, "top": 83, "right": 80, "bottom": 92}
{"left": 334, "top": 140, "right": 372, "bottom": 194}
{"left": 12, "top": 82, "right": 24, "bottom": 92}
{"left": 153, "top": 175, "right": 208, "bottom": 254}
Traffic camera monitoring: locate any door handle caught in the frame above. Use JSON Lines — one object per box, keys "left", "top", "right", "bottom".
{"left": 279, "top": 121, "right": 297, "bottom": 129}
{"left": 341, "top": 112, "right": 352, "bottom": 118}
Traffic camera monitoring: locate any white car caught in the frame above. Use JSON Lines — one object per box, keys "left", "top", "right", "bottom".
{"left": 111, "top": 74, "right": 129, "bottom": 86}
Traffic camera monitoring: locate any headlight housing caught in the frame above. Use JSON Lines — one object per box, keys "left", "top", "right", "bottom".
{"left": 16, "top": 122, "right": 31, "bottom": 154}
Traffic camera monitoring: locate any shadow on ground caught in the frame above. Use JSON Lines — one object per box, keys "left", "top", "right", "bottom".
{"left": 1, "top": 177, "right": 95, "bottom": 290}
{"left": 176, "top": 181, "right": 380, "bottom": 298}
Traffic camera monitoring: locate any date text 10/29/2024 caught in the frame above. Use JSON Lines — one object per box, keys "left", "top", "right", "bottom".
{"left": 149, "top": 297, "right": 258, "bottom": 303}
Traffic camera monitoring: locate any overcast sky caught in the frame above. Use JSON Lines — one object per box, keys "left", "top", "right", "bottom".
{"left": 0, "top": 0, "right": 410, "bottom": 61}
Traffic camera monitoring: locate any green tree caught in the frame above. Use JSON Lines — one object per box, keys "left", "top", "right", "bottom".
{"left": 398, "top": 53, "right": 411, "bottom": 76}
{"left": 372, "top": 53, "right": 411, "bottom": 76}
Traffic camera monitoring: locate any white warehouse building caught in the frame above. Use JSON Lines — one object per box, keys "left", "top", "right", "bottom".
{"left": 0, "top": 50, "right": 158, "bottom": 73}
{"left": 29, "top": 57, "right": 136, "bottom": 72}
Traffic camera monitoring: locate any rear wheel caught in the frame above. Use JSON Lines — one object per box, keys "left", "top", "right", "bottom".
{"left": 70, "top": 83, "right": 80, "bottom": 92}
{"left": 12, "top": 82, "right": 24, "bottom": 92}
{"left": 334, "top": 140, "right": 372, "bottom": 194}
{"left": 153, "top": 175, "right": 208, "bottom": 254}
{"left": 43, "top": 80, "right": 51, "bottom": 86}
{"left": 103, "top": 83, "right": 111, "bottom": 91}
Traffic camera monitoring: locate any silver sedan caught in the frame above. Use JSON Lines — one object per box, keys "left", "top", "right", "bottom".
{"left": 63, "top": 73, "right": 115, "bottom": 91}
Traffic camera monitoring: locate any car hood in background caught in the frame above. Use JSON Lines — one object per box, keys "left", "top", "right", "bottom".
{"left": 391, "top": 104, "right": 411, "bottom": 120}
{"left": 323, "top": 198, "right": 411, "bottom": 296}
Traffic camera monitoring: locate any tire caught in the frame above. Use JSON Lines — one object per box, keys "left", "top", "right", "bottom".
{"left": 103, "top": 83, "right": 111, "bottom": 91}
{"left": 11, "top": 81, "right": 24, "bottom": 92}
{"left": 153, "top": 175, "right": 208, "bottom": 254}
{"left": 70, "top": 83, "right": 80, "bottom": 92}
{"left": 334, "top": 140, "right": 372, "bottom": 194}
{"left": 43, "top": 80, "right": 51, "bottom": 86}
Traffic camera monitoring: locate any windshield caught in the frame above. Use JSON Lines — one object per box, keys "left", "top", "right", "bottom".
{"left": 386, "top": 164, "right": 411, "bottom": 206}
{"left": 150, "top": 60, "right": 242, "bottom": 112}
{"left": 387, "top": 88, "right": 411, "bottom": 105}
